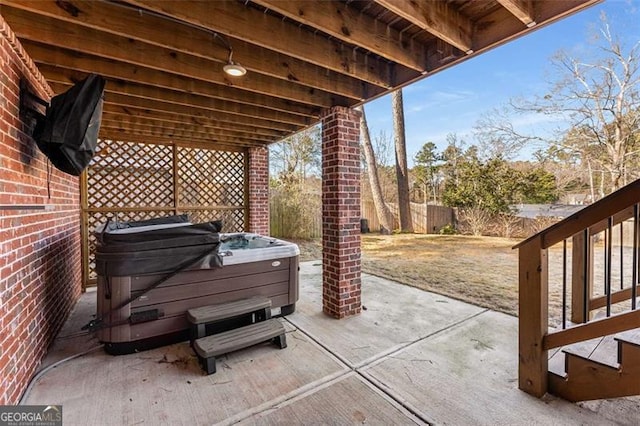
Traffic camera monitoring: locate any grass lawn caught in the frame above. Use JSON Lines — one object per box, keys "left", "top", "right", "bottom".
{"left": 292, "top": 234, "right": 576, "bottom": 323}
{"left": 292, "top": 234, "right": 520, "bottom": 316}
{"left": 361, "top": 234, "right": 521, "bottom": 316}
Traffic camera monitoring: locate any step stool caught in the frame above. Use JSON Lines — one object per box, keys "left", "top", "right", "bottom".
{"left": 193, "top": 319, "right": 287, "bottom": 374}
{"left": 186, "top": 297, "right": 272, "bottom": 341}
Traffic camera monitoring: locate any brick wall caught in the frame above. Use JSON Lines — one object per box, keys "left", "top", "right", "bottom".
{"left": 247, "top": 146, "right": 269, "bottom": 235}
{"left": 0, "top": 17, "right": 82, "bottom": 404}
{"left": 321, "top": 106, "right": 362, "bottom": 319}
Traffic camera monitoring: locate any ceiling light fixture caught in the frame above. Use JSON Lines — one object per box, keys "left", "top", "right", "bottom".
{"left": 223, "top": 49, "right": 247, "bottom": 77}
{"left": 108, "top": 2, "right": 248, "bottom": 78}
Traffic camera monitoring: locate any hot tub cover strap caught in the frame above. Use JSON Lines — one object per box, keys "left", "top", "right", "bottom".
{"left": 83, "top": 242, "right": 220, "bottom": 332}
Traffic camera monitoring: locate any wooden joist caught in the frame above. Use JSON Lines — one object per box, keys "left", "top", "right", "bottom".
{"left": 1, "top": 0, "right": 601, "bottom": 147}
{"left": 126, "top": 0, "right": 398, "bottom": 88}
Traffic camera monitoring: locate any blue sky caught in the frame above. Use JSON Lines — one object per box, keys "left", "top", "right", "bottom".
{"left": 362, "top": 0, "right": 640, "bottom": 166}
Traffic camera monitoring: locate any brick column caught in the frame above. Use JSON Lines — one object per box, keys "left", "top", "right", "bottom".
{"left": 321, "top": 106, "right": 362, "bottom": 319}
{"left": 247, "top": 146, "right": 269, "bottom": 235}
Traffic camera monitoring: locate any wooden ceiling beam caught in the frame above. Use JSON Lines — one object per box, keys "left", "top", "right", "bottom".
{"left": 251, "top": 0, "right": 428, "bottom": 72}
{"left": 496, "top": 0, "right": 536, "bottom": 27}
{"left": 98, "top": 130, "right": 258, "bottom": 152}
{"left": 101, "top": 103, "right": 296, "bottom": 136}
{"left": 99, "top": 123, "right": 265, "bottom": 147}
{"left": 473, "top": 0, "right": 602, "bottom": 54}
{"left": 103, "top": 102, "right": 300, "bottom": 135}
{"left": 125, "top": 0, "right": 398, "bottom": 88}
{"left": 101, "top": 111, "right": 288, "bottom": 138}
{"left": 3, "top": 8, "right": 353, "bottom": 107}
{"left": 48, "top": 81, "right": 304, "bottom": 136}
{"left": 373, "top": 0, "right": 473, "bottom": 54}
{"left": 100, "top": 118, "right": 278, "bottom": 143}
{"left": 1, "top": 1, "right": 379, "bottom": 100}
{"left": 32, "top": 56, "right": 318, "bottom": 121}
{"left": 103, "top": 92, "right": 299, "bottom": 135}
{"left": 44, "top": 69, "right": 308, "bottom": 129}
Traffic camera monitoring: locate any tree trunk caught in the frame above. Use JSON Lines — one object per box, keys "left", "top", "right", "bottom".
{"left": 356, "top": 106, "right": 393, "bottom": 234}
{"left": 423, "top": 182, "right": 428, "bottom": 205}
{"left": 587, "top": 158, "right": 595, "bottom": 203}
{"left": 391, "top": 89, "right": 413, "bottom": 232}
{"left": 432, "top": 177, "right": 437, "bottom": 203}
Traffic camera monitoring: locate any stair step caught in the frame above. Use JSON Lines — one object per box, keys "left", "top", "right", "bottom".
{"left": 548, "top": 335, "right": 604, "bottom": 376}
{"left": 548, "top": 327, "right": 640, "bottom": 402}
{"left": 589, "top": 335, "right": 620, "bottom": 366}
{"left": 186, "top": 297, "right": 272, "bottom": 341}
{"left": 548, "top": 348, "right": 566, "bottom": 377}
{"left": 193, "top": 319, "right": 287, "bottom": 374}
{"left": 614, "top": 328, "right": 640, "bottom": 348}
{"left": 187, "top": 296, "right": 272, "bottom": 324}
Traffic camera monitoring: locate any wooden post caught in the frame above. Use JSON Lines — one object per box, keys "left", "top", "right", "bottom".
{"left": 243, "top": 148, "right": 250, "bottom": 232}
{"left": 571, "top": 231, "right": 593, "bottom": 323}
{"left": 172, "top": 143, "right": 180, "bottom": 216}
{"left": 518, "top": 235, "right": 549, "bottom": 397}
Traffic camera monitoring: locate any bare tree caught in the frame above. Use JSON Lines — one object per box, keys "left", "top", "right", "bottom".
{"left": 373, "top": 130, "right": 397, "bottom": 202}
{"left": 270, "top": 126, "right": 321, "bottom": 182}
{"left": 373, "top": 130, "right": 393, "bottom": 168}
{"left": 477, "top": 12, "right": 640, "bottom": 197}
{"left": 546, "top": 15, "right": 640, "bottom": 193}
{"left": 391, "top": 89, "right": 413, "bottom": 232}
{"left": 269, "top": 127, "right": 321, "bottom": 238}
{"left": 473, "top": 107, "right": 533, "bottom": 160}
{"left": 356, "top": 106, "right": 393, "bottom": 234}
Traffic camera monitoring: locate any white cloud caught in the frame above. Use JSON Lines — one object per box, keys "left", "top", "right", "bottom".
{"left": 406, "top": 89, "right": 477, "bottom": 114}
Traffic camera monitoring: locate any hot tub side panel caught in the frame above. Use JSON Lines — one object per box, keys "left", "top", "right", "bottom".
{"left": 97, "top": 255, "right": 298, "bottom": 347}
{"left": 288, "top": 255, "right": 299, "bottom": 306}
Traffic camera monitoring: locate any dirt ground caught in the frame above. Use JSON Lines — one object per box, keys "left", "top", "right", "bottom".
{"left": 291, "top": 235, "right": 521, "bottom": 316}
{"left": 361, "top": 234, "right": 522, "bottom": 316}
{"left": 290, "top": 234, "right": 625, "bottom": 324}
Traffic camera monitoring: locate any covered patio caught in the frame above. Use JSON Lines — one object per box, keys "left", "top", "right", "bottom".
{"left": 23, "top": 261, "right": 635, "bottom": 425}
{"left": 1, "top": 0, "right": 603, "bottom": 407}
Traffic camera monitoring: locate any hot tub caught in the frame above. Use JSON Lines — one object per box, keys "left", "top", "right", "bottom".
{"left": 93, "top": 216, "right": 299, "bottom": 354}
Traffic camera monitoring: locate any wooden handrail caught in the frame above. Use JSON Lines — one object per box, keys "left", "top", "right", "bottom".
{"left": 588, "top": 206, "right": 635, "bottom": 235}
{"left": 590, "top": 285, "right": 640, "bottom": 310}
{"left": 514, "top": 179, "right": 640, "bottom": 250}
{"left": 543, "top": 309, "right": 640, "bottom": 350}
{"left": 518, "top": 178, "right": 640, "bottom": 399}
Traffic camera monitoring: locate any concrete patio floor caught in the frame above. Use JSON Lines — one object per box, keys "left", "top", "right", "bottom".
{"left": 22, "top": 261, "right": 638, "bottom": 425}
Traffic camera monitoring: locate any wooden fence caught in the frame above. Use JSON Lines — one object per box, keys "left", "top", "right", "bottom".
{"left": 361, "top": 201, "right": 454, "bottom": 234}
{"left": 270, "top": 198, "right": 454, "bottom": 238}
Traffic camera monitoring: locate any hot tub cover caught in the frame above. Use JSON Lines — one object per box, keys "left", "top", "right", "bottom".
{"left": 95, "top": 215, "right": 223, "bottom": 276}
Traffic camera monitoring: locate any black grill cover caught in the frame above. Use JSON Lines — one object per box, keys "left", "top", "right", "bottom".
{"left": 34, "top": 74, "right": 105, "bottom": 176}
{"left": 95, "top": 216, "right": 223, "bottom": 277}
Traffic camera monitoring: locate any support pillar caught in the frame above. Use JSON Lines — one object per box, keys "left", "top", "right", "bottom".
{"left": 247, "top": 146, "right": 269, "bottom": 235}
{"left": 321, "top": 106, "right": 362, "bottom": 318}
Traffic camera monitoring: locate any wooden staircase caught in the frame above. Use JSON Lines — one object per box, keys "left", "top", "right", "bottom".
{"left": 516, "top": 178, "right": 640, "bottom": 401}
{"left": 548, "top": 330, "right": 640, "bottom": 401}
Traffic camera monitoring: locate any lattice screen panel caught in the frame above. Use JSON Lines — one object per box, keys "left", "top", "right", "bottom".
{"left": 87, "top": 141, "right": 174, "bottom": 208}
{"left": 82, "top": 140, "right": 247, "bottom": 287}
{"left": 181, "top": 209, "right": 245, "bottom": 233}
{"left": 177, "top": 148, "right": 245, "bottom": 208}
